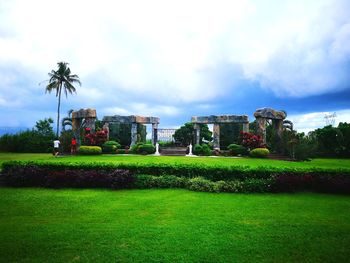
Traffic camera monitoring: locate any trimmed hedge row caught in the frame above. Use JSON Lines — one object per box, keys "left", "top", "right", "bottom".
{"left": 1, "top": 161, "right": 350, "bottom": 193}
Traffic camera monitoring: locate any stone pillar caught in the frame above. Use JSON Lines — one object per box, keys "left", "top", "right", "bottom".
{"left": 130, "top": 123, "right": 138, "bottom": 147}
{"left": 242, "top": 122, "right": 249, "bottom": 133}
{"left": 152, "top": 123, "right": 158, "bottom": 145}
{"left": 213, "top": 123, "right": 220, "bottom": 150}
{"left": 194, "top": 124, "right": 200, "bottom": 145}
{"left": 273, "top": 119, "right": 283, "bottom": 153}
{"left": 256, "top": 117, "right": 267, "bottom": 144}
{"left": 102, "top": 122, "right": 110, "bottom": 141}
{"left": 72, "top": 118, "right": 81, "bottom": 146}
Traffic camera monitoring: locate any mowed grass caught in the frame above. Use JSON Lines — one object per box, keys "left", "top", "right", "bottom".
{"left": 0, "top": 188, "right": 349, "bottom": 262}
{"left": 0, "top": 152, "right": 350, "bottom": 171}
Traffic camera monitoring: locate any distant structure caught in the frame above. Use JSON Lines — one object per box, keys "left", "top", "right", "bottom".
{"left": 324, "top": 112, "right": 337, "bottom": 126}
{"left": 102, "top": 115, "right": 160, "bottom": 146}
{"left": 254, "top": 108, "right": 287, "bottom": 153}
{"left": 191, "top": 115, "right": 249, "bottom": 150}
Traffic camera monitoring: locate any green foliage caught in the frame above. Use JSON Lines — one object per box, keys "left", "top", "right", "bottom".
{"left": 130, "top": 143, "right": 155, "bottom": 154}
{"left": 108, "top": 123, "right": 146, "bottom": 147}
{"left": 173, "top": 123, "right": 212, "bottom": 146}
{"left": 227, "top": 144, "right": 248, "bottom": 156}
{"left": 102, "top": 141, "right": 121, "bottom": 154}
{"left": 59, "top": 130, "right": 74, "bottom": 153}
{"left": 310, "top": 123, "right": 350, "bottom": 157}
{"left": 0, "top": 118, "right": 55, "bottom": 153}
{"left": 250, "top": 148, "right": 270, "bottom": 158}
{"left": 78, "top": 146, "right": 102, "bottom": 155}
{"left": 201, "top": 144, "right": 212, "bottom": 156}
{"left": 220, "top": 123, "right": 241, "bottom": 149}
{"left": 187, "top": 177, "right": 217, "bottom": 192}
{"left": 192, "top": 144, "right": 211, "bottom": 156}
{"left": 193, "top": 144, "right": 202, "bottom": 155}
{"left": 135, "top": 175, "right": 187, "bottom": 188}
{"left": 45, "top": 62, "right": 81, "bottom": 137}
{"left": 138, "top": 144, "right": 156, "bottom": 154}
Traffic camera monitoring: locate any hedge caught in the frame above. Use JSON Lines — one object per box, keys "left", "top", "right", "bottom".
{"left": 78, "top": 146, "right": 102, "bottom": 155}
{"left": 1, "top": 161, "right": 350, "bottom": 193}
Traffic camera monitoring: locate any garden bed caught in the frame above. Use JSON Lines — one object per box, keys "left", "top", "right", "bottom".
{"left": 1, "top": 161, "right": 350, "bottom": 193}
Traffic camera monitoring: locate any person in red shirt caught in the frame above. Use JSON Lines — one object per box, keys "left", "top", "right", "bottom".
{"left": 71, "top": 136, "right": 77, "bottom": 155}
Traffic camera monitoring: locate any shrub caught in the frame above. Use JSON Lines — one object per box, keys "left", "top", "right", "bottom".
{"left": 250, "top": 148, "right": 270, "bottom": 158}
{"left": 201, "top": 144, "right": 212, "bottom": 156}
{"left": 102, "top": 141, "right": 121, "bottom": 154}
{"left": 240, "top": 132, "right": 264, "bottom": 149}
{"left": 138, "top": 144, "right": 155, "bottom": 154}
{"left": 0, "top": 164, "right": 134, "bottom": 189}
{"left": 227, "top": 144, "right": 248, "bottom": 156}
{"left": 84, "top": 129, "right": 108, "bottom": 146}
{"left": 187, "top": 177, "right": 217, "bottom": 192}
{"left": 135, "top": 175, "right": 187, "bottom": 188}
{"left": 117, "top": 149, "right": 128, "bottom": 154}
{"left": 214, "top": 180, "right": 243, "bottom": 193}
{"left": 193, "top": 144, "right": 202, "bottom": 155}
{"left": 78, "top": 146, "right": 102, "bottom": 155}
{"left": 1, "top": 161, "right": 350, "bottom": 194}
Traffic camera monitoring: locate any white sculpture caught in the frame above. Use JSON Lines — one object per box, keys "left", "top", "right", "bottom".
{"left": 154, "top": 143, "right": 160, "bottom": 156}
{"left": 186, "top": 143, "right": 193, "bottom": 156}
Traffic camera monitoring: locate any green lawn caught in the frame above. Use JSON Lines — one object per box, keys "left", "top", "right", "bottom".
{"left": 0, "top": 188, "right": 349, "bottom": 262}
{"left": 1, "top": 152, "right": 350, "bottom": 170}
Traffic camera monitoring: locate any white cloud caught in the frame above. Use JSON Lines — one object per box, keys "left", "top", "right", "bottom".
{"left": 289, "top": 109, "right": 350, "bottom": 134}
{"left": 1, "top": 0, "right": 349, "bottom": 106}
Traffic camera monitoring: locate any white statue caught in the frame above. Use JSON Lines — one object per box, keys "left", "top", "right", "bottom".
{"left": 154, "top": 143, "right": 160, "bottom": 156}
{"left": 187, "top": 143, "right": 193, "bottom": 156}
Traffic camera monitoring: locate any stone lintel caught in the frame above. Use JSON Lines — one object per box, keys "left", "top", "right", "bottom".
{"left": 191, "top": 115, "right": 249, "bottom": 124}
{"left": 254, "top": 108, "right": 286, "bottom": 120}
{"left": 72, "top": 108, "right": 97, "bottom": 119}
{"left": 102, "top": 115, "right": 160, "bottom": 124}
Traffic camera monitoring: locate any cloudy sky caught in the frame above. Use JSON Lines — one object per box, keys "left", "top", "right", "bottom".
{"left": 0, "top": 0, "right": 349, "bottom": 133}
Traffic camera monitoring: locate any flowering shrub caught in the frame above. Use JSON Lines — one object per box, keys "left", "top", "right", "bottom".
{"left": 84, "top": 128, "right": 108, "bottom": 146}
{"left": 240, "top": 132, "right": 264, "bottom": 150}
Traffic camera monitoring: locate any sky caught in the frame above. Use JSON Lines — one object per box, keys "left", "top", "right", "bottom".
{"left": 0, "top": 0, "right": 349, "bottom": 134}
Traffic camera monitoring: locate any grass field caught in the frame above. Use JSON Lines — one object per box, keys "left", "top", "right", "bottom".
{"left": 1, "top": 153, "right": 350, "bottom": 171}
{"left": 0, "top": 188, "right": 349, "bottom": 262}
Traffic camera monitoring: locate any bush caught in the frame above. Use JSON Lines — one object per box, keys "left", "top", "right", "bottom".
{"left": 1, "top": 161, "right": 350, "bottom": 194}
{"left": 138, "top": 144, "right": 156, "bottom": 154}
{"left": 187, "top": 177, "right": 217, "bottom": 192}
{"left": 201, "top": 144, "right": 212, "bottom": 156}
{"left": 78, "top": 146, "right": 102, "bottom": 155}
{"left": 117, "top": 149, "right": 128, "bottom": 154}
{"left": 193, "top": 144, "right": 211, "bottom": 156}
{"left": 240, "top": 132, "right": 264, "bottom": 150}
{"left": 227, "top": 144, "right": 248, "bottom": 156}
{"left": 130, "top": 143, "right": 155, "bottom": 154}
{"left": 193, "top": 144, "right": 202, "bottom": 155}
{"left": 135, "top": 175, "right": 187, "bottom": 188}
{"left": 0, "top": 164, "right": 134, "bottom": 189}
{"left": 250, "top": 148, "right": 270, "bottom": 158}
{"left": 102, "top": 141, "right": 121, "bottom": 154}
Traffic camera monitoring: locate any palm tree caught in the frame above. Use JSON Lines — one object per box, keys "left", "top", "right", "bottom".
{"left": 46, "top": 62, "right": 81, "bottom": 137}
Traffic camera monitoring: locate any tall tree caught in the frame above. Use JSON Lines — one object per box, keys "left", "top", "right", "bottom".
{"left": 45, "top": 62, "right": 81, "bottom": 137}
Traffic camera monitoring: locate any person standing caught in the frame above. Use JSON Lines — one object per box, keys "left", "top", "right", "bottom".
{"left": 53, "top": 138, "right": 60, "bottom": 157}
{"left": 71, "top": 136, "right": 77, "bottom": 155}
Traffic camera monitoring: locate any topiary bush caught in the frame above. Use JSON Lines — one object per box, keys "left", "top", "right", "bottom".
{"left": 227, "top": 144, "right": 248, "bottom": 156}
{"left": 250, "top": 148, "right": 270, "bottom": 158}
{"left": 137, "top": 144, "right": 155, "bottom": 154}
{"left": 78, "top": 146, "right": 102, "bottom": 155}
{"left": 102, "top": 141, "right": 121, "bottom": 154}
